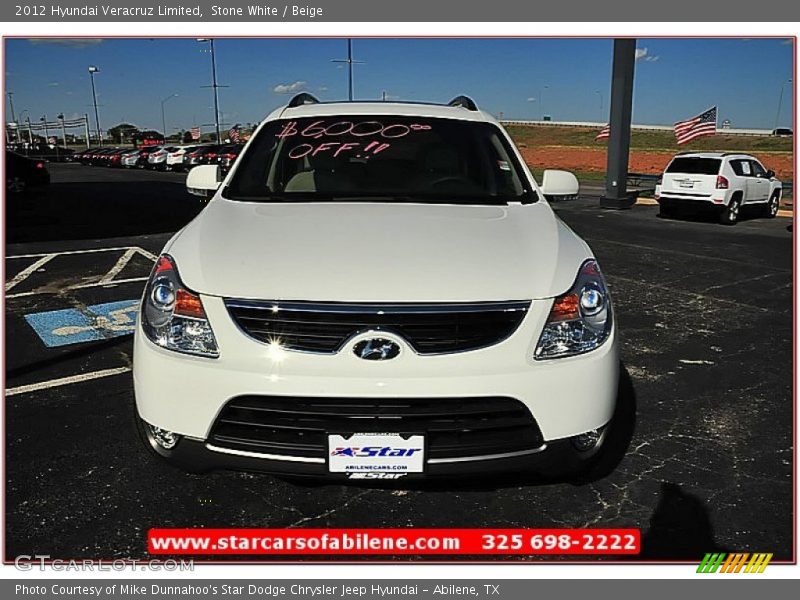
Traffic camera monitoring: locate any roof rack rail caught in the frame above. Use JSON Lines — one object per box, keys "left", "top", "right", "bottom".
{"left": 447, "top": 95, "right": 479, "bottom": 111}
{"left": 287, "top": 93, "right": 320, "bottom": 108}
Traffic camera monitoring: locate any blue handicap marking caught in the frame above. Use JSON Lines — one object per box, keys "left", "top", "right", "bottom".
{"left": 24, "top": 299, "right": 140, "bottom": 348}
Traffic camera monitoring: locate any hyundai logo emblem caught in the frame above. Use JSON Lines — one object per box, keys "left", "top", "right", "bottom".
{"left": 353, "top": 338, "right": 401, "bottom": 361}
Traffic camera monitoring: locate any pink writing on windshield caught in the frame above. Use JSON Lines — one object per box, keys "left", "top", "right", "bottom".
{"left": 276, "top": 120, "right": 431, "bottom": 139}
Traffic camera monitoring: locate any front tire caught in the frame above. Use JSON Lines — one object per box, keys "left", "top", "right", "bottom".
{"left": 720, "top": 195, "right": 742, "bottom": 225}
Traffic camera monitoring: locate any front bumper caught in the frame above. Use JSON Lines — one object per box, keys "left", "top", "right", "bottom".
{"left": 150, "top": 433, "right": 591, "bottom": 479}
{"left": 133, "top": 294, "right": 619, "bottom": 476}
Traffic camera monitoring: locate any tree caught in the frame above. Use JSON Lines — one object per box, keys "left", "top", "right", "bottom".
{"left": 182, "top": 130, "right": 194, "bottom": 143}
{"left": 107, "top": 123, "right": 140, "bottom": 144}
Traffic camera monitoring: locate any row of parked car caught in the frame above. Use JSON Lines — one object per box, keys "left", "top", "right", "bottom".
{"left": 74, "top": 143, "right": 244, "bottom": 173}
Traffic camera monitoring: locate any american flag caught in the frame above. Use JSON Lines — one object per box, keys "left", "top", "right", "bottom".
{"left": 674, "top": 107, "right": 717, "bottom": 145}
{"left": 595, "top": 124, "right": 610, "bottom": 141}
{"left": 228, "top": 124, "right": 241, "bottom": 143}
{"left": 190, "top": 126, "right": 201, "bottom": 141}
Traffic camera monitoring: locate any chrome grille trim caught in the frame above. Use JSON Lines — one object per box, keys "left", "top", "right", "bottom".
{"left": 224, "top": 299, "right": 530, "bottom": 355}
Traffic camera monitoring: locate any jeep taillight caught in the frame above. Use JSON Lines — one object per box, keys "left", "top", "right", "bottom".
{"left": 716, "top": 175, "right": 729, "bottom": 189}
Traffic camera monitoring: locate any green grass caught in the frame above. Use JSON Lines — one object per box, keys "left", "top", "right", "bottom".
{"left": 505, "top": 124, "right": 793, "bottom": 153}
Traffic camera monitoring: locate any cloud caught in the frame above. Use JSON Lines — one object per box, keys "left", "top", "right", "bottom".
{"left": 526, "top": 97, "right": 537, "bottom": 102}
{"left": 781, "top": 39, "right": 793, "bottom": 45}
{"left": 28, "top": 38, "right": 104, "bottom": 48}
{"left": 317, "top": 85, "right": 329, "bottom": 92}
{"left": 273, "top": 81, "right": 307, "bottom": 94}
{"left": 47, "top": 82, "right": 60, "bottom": 87}
{"left": 635, "top": 47, "right": 660, "bottom": 62}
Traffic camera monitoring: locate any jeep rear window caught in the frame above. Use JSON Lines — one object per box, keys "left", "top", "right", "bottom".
{"left": 665, "top": 157, "right": 722, "bottom": 175}
{"left": 223, "top": 116, "right": 535, "bottom": 204}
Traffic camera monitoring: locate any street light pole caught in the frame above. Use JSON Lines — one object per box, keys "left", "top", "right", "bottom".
{"left": 332, "top": 38, "right": 365, "bottom": 101}
{"left": 595, "top": 90, "right": 604, "bottom": 119}
{"left": 540, "top": 85, "right": 549, "bottom": 120}
{"left": 774, "top": 78, "right": 792, "bottom": 130}
{"left": 197, "top": 38, "right": 222, "bottom": 143}
{"left": 161, "top": 93, "right": 179, "bottom": 140}
{"left": 88, "top": 65, "right": 101, "bottom": 146}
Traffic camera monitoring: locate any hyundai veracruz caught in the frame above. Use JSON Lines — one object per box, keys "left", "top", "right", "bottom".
{"left": 133, "top": 94, "right": 620, "bottom": 480}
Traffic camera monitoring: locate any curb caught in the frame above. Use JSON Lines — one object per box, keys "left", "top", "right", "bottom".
{"left": 635, "top": 197, "right": 793, "bottom": 218}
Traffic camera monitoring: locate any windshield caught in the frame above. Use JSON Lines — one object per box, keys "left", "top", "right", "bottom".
{"left": 223, "top": 116, "right": 534, "bottom": 204}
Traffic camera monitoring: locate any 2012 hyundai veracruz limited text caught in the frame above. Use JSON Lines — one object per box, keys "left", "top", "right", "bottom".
{"left": 133, "top": 94, "right": 620, "bottom": 480}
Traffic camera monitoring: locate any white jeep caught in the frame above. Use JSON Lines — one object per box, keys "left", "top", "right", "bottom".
{"left": 655, "top": 152, "right": 782, "bottom": 225}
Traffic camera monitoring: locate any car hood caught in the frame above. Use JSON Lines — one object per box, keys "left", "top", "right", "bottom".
{"left": 166, "top": 198, "right": 593, "bottom": 302}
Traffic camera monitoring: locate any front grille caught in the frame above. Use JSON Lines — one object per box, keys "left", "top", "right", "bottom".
{"left": 208, "top": 395, "right": 544, "bottom": 460}
{"left": 225, "top": 300, "right": 530, "bottom": 354}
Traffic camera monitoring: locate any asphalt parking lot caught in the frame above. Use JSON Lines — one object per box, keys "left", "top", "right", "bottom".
{"left": 5, "top": 162, "right": 793, "bottom": 561}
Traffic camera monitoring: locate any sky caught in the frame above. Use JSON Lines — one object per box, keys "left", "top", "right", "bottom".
{"left": 4, "top": 37, "right": 794, "bottom": 136}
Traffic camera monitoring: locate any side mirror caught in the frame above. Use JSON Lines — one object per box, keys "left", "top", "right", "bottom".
{"left": 541, "top": 169, "right": 580, "bottom": 200}
{"left": 766, "top": 169, "right": 775, "bottom": 179}
{"left": 186, "top": 164, "right": 221, "bottom": 198}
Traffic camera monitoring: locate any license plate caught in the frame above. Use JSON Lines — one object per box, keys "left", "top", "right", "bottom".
{"left": 328, "top": 433, "right": 425, "bottom": 474}
{"left": 679, "top": 180, "right": 695, "bottom": 188}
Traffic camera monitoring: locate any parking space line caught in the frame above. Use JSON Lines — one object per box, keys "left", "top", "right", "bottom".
{"left": 99, "top": 248, "right": 138, "bottom": 284}
{"left": 5, "top": 245, "right": 156, "bottom": 299}
{"left": 5, "top": 254, "right": 56, "bottom": 292}
{"left": 6, "top": 277, "right": 149, "bottom": 299}
{"left": 5, "top": 366, "right": 132, "bottom": 397}
{"left": 8, "top": 246, "right": 158, "bottom": 260}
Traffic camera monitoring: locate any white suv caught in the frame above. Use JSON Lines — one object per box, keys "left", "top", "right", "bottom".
{"left": 655, "top": 152, "right": 782, "bottom": 225}
{"left": 133, "top": 94, "right": 620, "bottom": 481}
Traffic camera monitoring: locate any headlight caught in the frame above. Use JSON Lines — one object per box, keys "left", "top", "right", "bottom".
{"left": 534, "top": 259, "right": 612, "bottom": 360}
{"left": 141, "top": 255, "right": 219, "bottom": 357}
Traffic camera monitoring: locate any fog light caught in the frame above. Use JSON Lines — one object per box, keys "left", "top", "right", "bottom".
{"left": 148, "top": 424, "right": 180, "bottom": 450}
{"left": 571, "top": 429, "right": 601, "bottom": 452}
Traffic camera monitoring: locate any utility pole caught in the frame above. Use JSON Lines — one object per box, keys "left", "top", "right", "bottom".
{"left": 600, "top": 39, "right": 637, "bottom": 210}
{"left": 197, "top": 38, "right": 226, "bottom": 143}
{"left": 25, "top": 116, "right": 33, "bottom": 148}
{"left": 41, "top": 115, "right": 58, "bottom": 160}
{"left": 57, "top": 113, "right": 68, "bottom": 150}
{"left": 332, "top": 38, "right": 365, "bottom": 101}
{"left": 6, "top": 92, "right": 17, "bottom": 142}
{"left": 83, "top": 114, "right": 90, "bottom": 149}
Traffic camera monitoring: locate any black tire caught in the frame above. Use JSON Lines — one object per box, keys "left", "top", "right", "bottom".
{"left": 7, "top": 176, "right": 27, "bottom": 194}
{"left": 720, "top": 195, "right": 742, "bottom": 225}
{"left": 658, "top": 203, "right": 675, "bottom": 219}
{"left": 764, "top": 191, "right": 780, "bottom": 218}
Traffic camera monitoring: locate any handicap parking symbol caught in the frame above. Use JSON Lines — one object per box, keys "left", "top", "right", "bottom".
{"left": 24, "top": 299, "right": 140, "bottom": 347}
